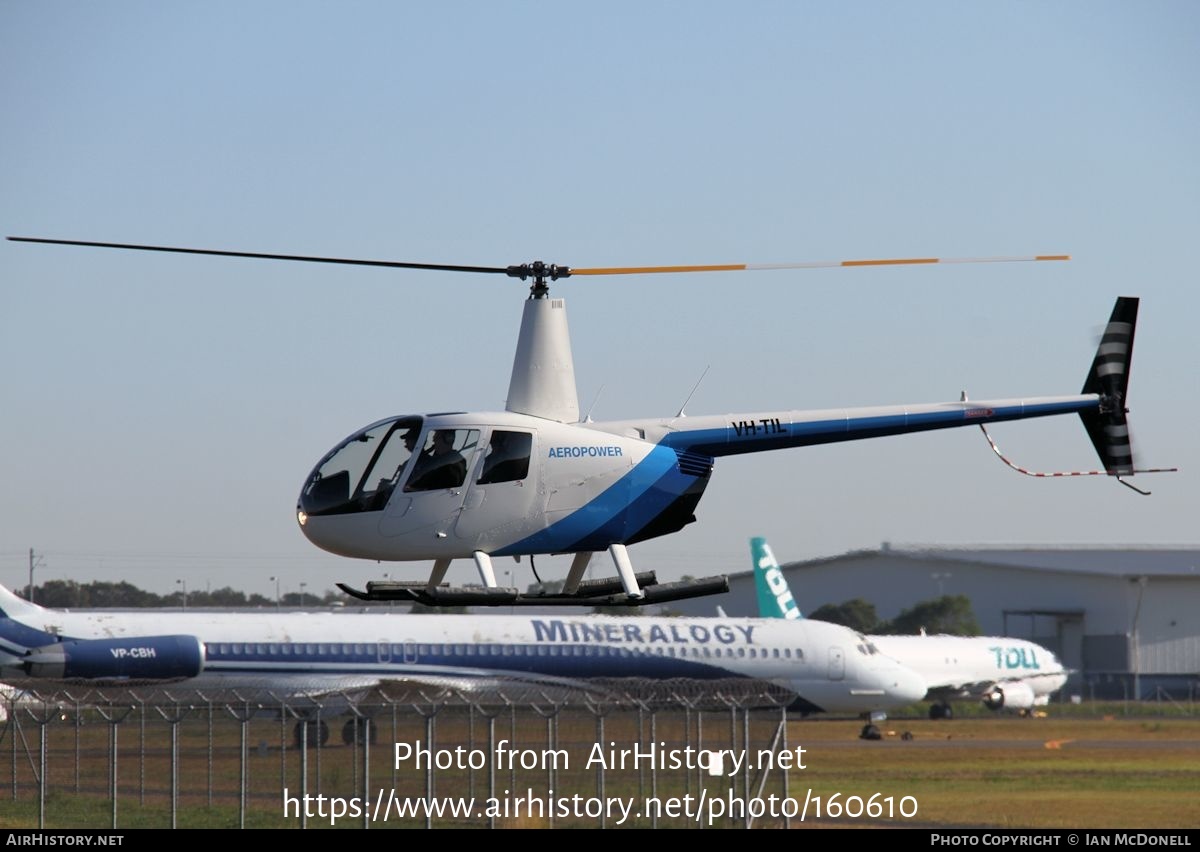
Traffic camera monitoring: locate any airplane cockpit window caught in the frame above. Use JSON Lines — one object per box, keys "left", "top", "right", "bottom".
{"left": 405, "top": 429, "right": 480, "bottom": 492}
{"left": 477, "top": 430, "right": 532, "bottom": 484}
{"left": 300, "top": 416, "right": 423, "bottom": 516}
{"left": 851, "top": 634, "right": 881, "bottom": 656}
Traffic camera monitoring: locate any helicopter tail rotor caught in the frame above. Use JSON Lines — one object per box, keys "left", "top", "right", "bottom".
{"left": 974, "top": 297, "right": 1178, "bottom": 495}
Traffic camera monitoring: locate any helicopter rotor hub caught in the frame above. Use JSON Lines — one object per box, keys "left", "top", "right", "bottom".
{"left": 505, "top": 261, "right": 572, "bottom": 297}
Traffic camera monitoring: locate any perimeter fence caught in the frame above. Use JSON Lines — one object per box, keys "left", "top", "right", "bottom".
{"left": 2, "top": 678, "right": 814, "bottom": 829}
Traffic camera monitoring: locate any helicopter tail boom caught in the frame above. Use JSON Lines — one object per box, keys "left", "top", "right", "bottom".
{"left": 615, "top": 298, "right": 1149, "bottom": 462}
{"left": 648, "top": 395, "right": 1100, "bottom": 459}
{"left": 622, "top": 296, "right": 1172, "bottom": 491}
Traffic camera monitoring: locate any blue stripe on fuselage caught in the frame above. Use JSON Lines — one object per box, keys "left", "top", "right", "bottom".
{"left": 205, "top": 643, "right": 734, "bottom": 681}
{"left": 0, "top": 618, "right": 61, "bottom": 652}
{"left": 494, "top": 444, "right": 699, "bottom": 555}
{"left": 661, "top": 399, "right": 1098, "bottom": 457}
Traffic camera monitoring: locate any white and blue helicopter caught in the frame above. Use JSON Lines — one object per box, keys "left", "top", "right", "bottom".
{"left": 8, "top": 238, "right": 1172, "bottom": 607}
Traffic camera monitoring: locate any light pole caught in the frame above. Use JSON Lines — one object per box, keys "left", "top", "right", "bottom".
{"left": 931, "top": 572, "right": 952, "bottom": 597}
{"left": 176, "top": 579, "right": 187, "bottom": 610}
{"left": 28, "top": 548, "right": 44, "bottom": 604}
{"left": 299, "top": 582, "right": 307, "bottom": 608}
{"left": 269, "top": 575, "right": 280, "bottom": 610}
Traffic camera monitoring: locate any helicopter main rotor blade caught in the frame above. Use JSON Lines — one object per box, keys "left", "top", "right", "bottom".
{"left": 6, "top": 237, "right": 512, "bottom": 276}
{"left": 9, "top": 237, "right": 1069, "bottom": 281}
{"left": 568, "top": 255, "right": 1070, "bottom": 276}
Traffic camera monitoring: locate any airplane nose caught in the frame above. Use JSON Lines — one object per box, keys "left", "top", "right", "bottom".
{"left": 891, "top": 664, "right": 928, "bottom": 705}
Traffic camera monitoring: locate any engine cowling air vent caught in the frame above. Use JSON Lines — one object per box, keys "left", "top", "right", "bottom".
{"left": 676, "top": 450, "right": 714, "bottom": 478}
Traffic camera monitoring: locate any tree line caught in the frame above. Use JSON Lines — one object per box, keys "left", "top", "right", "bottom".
{"left": 809, "top": 594, "right": 981, "bottom": 635}
{"left": 26, "top": 580, "right": 343, "bottom": 609}
{"left": 21, "top": 580, "right": 982, "bottom": 634}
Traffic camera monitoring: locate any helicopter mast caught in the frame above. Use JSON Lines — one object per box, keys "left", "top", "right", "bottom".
{"left": 504, "top": 262, "right": 580, "bottom": 423}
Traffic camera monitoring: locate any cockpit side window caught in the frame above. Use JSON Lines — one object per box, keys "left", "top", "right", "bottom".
{"left": 357, "top": 422, "right": 420, "bottom": 509}
{"left": 477, "top": 430, "right": 532, "bottom": 484}
{"left": 405, "top": 429, "right": 480, "bottom": 492}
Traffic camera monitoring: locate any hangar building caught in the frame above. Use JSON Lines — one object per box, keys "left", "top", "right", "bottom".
{"left": 667, "top": 545, "right": 1200, "bottom": 701}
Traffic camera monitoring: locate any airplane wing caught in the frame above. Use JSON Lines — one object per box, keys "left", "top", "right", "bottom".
{"left": 921, "top": 681, "right": 994, "bottom": 702}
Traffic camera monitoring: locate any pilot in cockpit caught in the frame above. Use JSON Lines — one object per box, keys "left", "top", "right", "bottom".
{"left": 406, "top": 429, "right": 467, "bottom": 491}
{"left": 365, "top": 427, "right": 420, "bottom": 510}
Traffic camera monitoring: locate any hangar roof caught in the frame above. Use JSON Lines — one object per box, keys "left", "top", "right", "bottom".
{"left": 766, "top": 546, "right": 1200, "bottom": 581}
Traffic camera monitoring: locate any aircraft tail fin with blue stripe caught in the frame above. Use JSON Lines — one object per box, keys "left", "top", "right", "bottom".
{"left": 0, "top": 584, "right": 42, "bottom": 622}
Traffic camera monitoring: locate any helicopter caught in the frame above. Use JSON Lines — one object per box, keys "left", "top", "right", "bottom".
{"left": 7, "top": 238, "right": 1175, "bottom": 607}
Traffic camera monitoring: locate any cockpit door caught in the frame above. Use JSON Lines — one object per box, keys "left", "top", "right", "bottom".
{"left": 827, "top": 646, "right": 845, "bottom": 681}
{"left": 378, "top": 428, "right": 481, "bottom": 538}
{"left": 456, "top": 428, "right": 540, "bottom": 541}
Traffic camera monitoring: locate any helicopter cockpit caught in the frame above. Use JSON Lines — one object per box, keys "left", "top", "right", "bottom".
{"left": 298, "top": 415, "right": 425, "bottom": 517}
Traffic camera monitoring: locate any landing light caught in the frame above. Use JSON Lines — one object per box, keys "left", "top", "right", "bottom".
{"left": 297, "top": 510, "right": 308, "bottom": 526}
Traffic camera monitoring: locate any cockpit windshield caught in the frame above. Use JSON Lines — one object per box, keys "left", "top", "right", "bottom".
{"left": 854, "top": 634, "right": 881, "bottom": 656}
{"left": 299, "top": 416, "right": 422, "bottom": 516}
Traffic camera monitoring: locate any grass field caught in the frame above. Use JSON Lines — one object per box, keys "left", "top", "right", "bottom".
{"left": 2, "top": 702, "right": 1198, "bottom": 829}
{"left": 784, "top": 714, "right": 1200, "bottom": 829}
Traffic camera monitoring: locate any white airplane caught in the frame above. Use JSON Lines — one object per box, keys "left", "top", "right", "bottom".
{"left": 9, "top": 237, "right": 1173, "bottom": 607}
{"left": 750, "top": 537, "right": 1070, "bottom": 720}
{"left": 0, "top": 581, "right": 927, "bottom": 744}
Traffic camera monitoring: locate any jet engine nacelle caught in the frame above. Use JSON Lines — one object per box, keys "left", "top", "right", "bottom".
{"left": 21, "top": 636, "right": 205, "bottom": 683}
{"left": 983, "top": 680, "right": 1036, "bottom": 711}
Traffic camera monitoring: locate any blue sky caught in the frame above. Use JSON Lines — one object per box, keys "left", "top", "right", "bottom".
{"left": 2, "top": 2, "right": 1197, "bottom": 598}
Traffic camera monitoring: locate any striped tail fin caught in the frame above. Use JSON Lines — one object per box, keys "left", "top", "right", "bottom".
{"left": 1080, "top": 297, "right": 1138, "bottom": 475}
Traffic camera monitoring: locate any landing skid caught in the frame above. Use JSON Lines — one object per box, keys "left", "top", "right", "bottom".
{"left": 337, "top": 571, "right": 730, "bottom": 608}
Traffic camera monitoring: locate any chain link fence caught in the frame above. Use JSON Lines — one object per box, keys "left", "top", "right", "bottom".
{"left": 3, "top": 679, "right": 810, "bottom": 829}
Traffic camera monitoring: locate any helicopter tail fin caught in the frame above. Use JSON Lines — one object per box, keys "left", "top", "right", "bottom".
{"left": 978, "top": 296, "right": 1175, "bottom": 492}
{"left": 1079, "top": 297, "right": 1138, "bottom": 476}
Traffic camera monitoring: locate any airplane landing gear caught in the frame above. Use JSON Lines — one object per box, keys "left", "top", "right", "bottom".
{"left": 929, "top": 702, "right": 953, "bottom": 720}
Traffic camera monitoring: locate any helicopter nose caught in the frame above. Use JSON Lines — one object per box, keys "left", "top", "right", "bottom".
{"left": 294, "top": 504, "right": 352, "bottom": 558}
